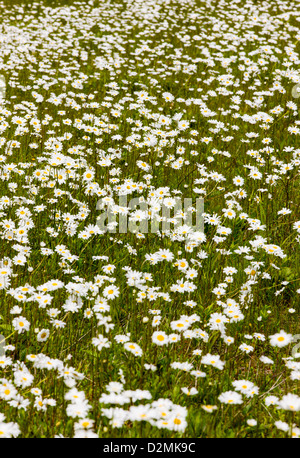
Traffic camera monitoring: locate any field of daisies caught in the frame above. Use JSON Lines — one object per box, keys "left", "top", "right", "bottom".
{"left": 0, "top": 0, "right": 299, "bottom": 439}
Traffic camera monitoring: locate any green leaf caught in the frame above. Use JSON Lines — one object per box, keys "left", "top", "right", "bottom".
{"left": 0, "top": 324, "right": 13, "bottom": 331}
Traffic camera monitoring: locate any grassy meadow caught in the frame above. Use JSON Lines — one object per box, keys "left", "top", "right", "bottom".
{"left": 0, "top": 0, "right": 299, "bottom": 438}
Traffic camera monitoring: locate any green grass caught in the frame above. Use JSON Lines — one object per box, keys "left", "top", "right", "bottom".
{"left": 0, "top": 0, "right": 299, "bottom": 439}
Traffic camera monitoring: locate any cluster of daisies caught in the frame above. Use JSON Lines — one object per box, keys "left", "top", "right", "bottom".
{"left": 0, "top": 0, "right": 299, "bottom": 438}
